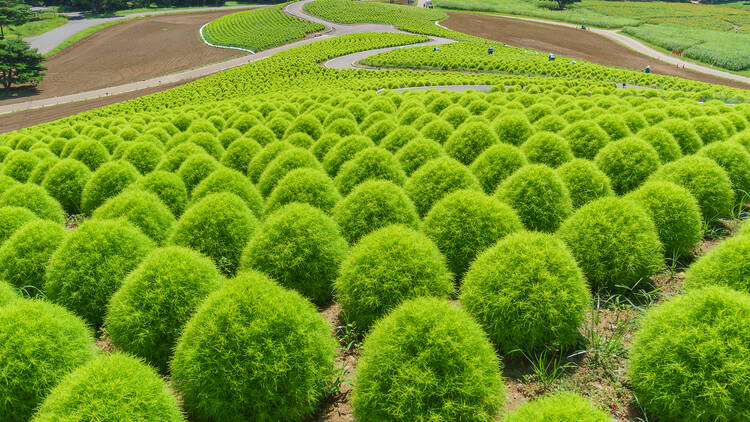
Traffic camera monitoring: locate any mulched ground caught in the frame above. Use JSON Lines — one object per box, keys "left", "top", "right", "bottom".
{"left": 441, "top": 12, "right": 750, "bottom": 90}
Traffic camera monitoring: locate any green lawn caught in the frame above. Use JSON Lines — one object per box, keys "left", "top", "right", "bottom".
{"left": 6, "top": 12, "right": 68, "bottom": 39}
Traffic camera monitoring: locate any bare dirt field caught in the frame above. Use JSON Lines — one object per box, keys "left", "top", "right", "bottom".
{"left": 0, "top": 10, "right": 246, "bottom": 105}
{"left": 442, "top": 12, "right": 750, "bottom": 89}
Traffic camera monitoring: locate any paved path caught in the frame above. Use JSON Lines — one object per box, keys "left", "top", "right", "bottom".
{"left": 25, "top": 5, "right": 265, "bottom": 54}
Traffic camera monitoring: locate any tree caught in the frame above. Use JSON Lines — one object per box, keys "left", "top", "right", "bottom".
{"left": 0, "top": 0, "right": 32, "bottom": 39}
{"left": 0, "top": 38, "right": 45, "bottom": 89}
{"left": 554, "top": 0, "right": 580, "bottom": 10}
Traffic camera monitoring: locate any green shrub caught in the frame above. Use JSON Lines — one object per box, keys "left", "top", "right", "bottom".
{"left": 42, "top": 159, "right": 91, "bottom": 214}
{"left": 557, "top": 197, "right": 663, "bottom": 291}
{"left": 335, "top": 225, "right": 453, "bottom": 332}
{"left": 0, "top": 300, "right": 95, "bottom": 422}
{"left": 353, "top": 297, "right": 504, "bottom": 421}
{"left": 0, "top": 174, "right": 19, "bottom": 194}
{"left": 133, "top": 171, "right": 188, "bottom": 217}
{"left": 311, "top": 133, "right": 341, "bottom": 161}
{"left": 81, "top": 160, "right": 140, "bottom": 215}
{"left": 493, "top": 112, "right": 533, "bottom": 145}
{"left": 691, "top": 116, "right": 728, "bottom": 144}
{"left": 561, "top": 120, "right": 610, "bottom": 159}
{"left": 380, "top": 125, "right": 420, "bottom": 152}
{"left": 657, "top": 119, "right": 703, "bottom": 154}
{"left": 264, "top": 168, "right": 341, "bottom": 215}
{"left": 284, "top": 114, "right": 323, "bottom": 141}
{"left": 169, "top": 192, "right": 257, "bottom": 276}
{"left": 106, "top": 247, "right": 222, "bottom": 372}
{"left": 69, "top": 139, "right": 110, "bottom": 171}
{"left": 444, "top": 121, "right": 499, "bottom": 165}
{"left": 28, "top": 157, "right": 59, "bottom": 185}
{"left": 0, "top": 183, "right": 64, "bottom": 223}
{"left": 420, "top": 118, "right": 453, "bottom": 144}
{"left": 556, "top": 159, "right": 613, "bottom": 209}
{"left": 626, "top": 181, "right": 702, "bottom": 259}
{"left": 156, "top": 143, "right": 204, "bottom": 173}
{"left": 326, "top": 118, "right": 359, "bottom": 138}
{"left": 395, "top": 138, "right": 445, "bottom": 175}
{"left": 505, "top": 392, "right": 613, "bottom": 422}
{"left": 521, "top": 131, "right": 573, "bottom": 168}
{"left": 423, "top": 189, "right": 522, "bottom": 280}
{"left": 697, "top": 141, "right": 750, "bottom": 194}
{"left": 363, "top": 119, "right": 396, "bottom": 144}
{"left": 0, "top": 206, "right": 39, "bottom": 245}
{"left": 0, "top": 220, "right": 66, "bottom": 289}
{"left": 628, "top": 286, "right": 750, "bottom": 422}
{"left": 650, "top": 156, "right": 734, "bottom": 222}
{"left": 322, "top": 135, "right": 374, "bottom": 177}
{"left": 461, "top": 231, "right": 589, "bottom": 352}
{"left": 93, "top": 189, "right": 175, "bottom": 244}
{"left": 496, "top": 164, "right": 572, "bottom": 232}
{"left": 191, "top": 168, "right": 263, "bottom": 218}
{"left": 176, "top": 154, "right": 218, "bottom": 193}
{"left": 594, "top": 137, "right": 661, "bottom": 195}
{"left": 334, "top": 147, "right": 406, "bottom": 195}
{"left": 171, "top": 271, "right": 336, "bottom": 422}
{"left": 534, "top": 114, "right": 568, "bottom": 132}
{"left": 0, "top": 280, "right": 17, "bottom": 307}
{"left": 284, "top": 132, "right": 315, "bottom": 149}
{"left": 405, "top": 157, "right": 481, "bottom": 216}
{"left": 31, "top": 353, "right": 184, "bottom": 422}
{"left": 440, "top": 104, "right": 470, "bottom": 128}
{"left": 221, "top": 137, "right": 261, "bottom": 174}
{"left": 595, "top": 114, "right": 631, "bottom": 140}
{"left": 187, "top": 132, "right": 223, "bottom": 160}
{"left": 470, "top": 143, "right": 527, "bottom": 194}
{"left": 257, "top": 147, "right": 322, "bottom": 197}
{"left": 637, "top": 127, "right": 682, "bottom": 163}
{"left": 46, "top": 219, "right": 154, "bottom": 326}
{"left": 2, "top": 150, "right": 39, "bottom": 182}
{"left": 241, "top": 203, "right": 347, "bottom": 304}
{"left": 122, "top": 142, "right": 163, "bottom": 174}
{"left": 730, "top": 130, "right": 750, "bottom": 152}
{"left": 683, "top": 235, "right": 750, "bottom": 293}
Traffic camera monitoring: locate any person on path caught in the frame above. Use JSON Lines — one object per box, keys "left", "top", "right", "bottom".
{"left": 549, "top": 53, "right": 555, "bottom": 61}
{"left": 644, "top": 65, "right": 652, "bottom": 73}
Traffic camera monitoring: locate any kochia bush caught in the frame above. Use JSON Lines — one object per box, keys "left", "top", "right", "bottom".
{"left": 334, "top": 147, "right": 406, "bottom": 195}
{"left": 265, "top": 168, "right": 341, "bottom": 215}
{"left": 81, "top": 160, "right": 140, "bottom": 215}
{"left": 191, "top": 168, "right": 263, "bottom": 218}
{"left": 0, "top": 206, "right": 39, "bottom": 245}
{"left": 683, "top": 235, "right": 750, "bottom": 293}
{"left": 395, "top": 138, "right": 445, "bottom": 175}
{"left": 0, "top": 183, "right": 65, "bottom": 223}
{"left": 42, "top": 158, "right": 91, "bottom": 214}
{"left": 496, "top": 164, "right": 572, "bottom": 232}
{"left": 470, "top": 143, "right": 527, "bottom": 194}
{"left": 404, "top": 157, "right": 481, "bottom": 216}
{"left": 0, "top": 220, "right": 66, "bottom": 289}
{"left": 520, "top": 131, "right": 573, "bottom": 168}
{"left": 444, "top": 121, "right": 499, "bottom": 165}
{"left": 561, "top": 120, "right": 610, "bottom": 160}
{"left": 505, "top": 392, "right": 613, "bottom": 422}
{"left": 594, "top": 137, "right": 661, "bottom": 195}
{"left": 93, "top": 189, "right": 175, "bottom": 244}
{"left": 0, "top": 280, "right": 17, "bottom": 307}
{"left": 556, "top": 159, "right": 613, "bottom": 209}
{"left": 697, "top": 141, "right": 750, "bottom": 194}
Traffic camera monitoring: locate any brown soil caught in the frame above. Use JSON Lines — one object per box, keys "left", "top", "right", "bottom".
{"left": 442, "top": 12, "right": 750, "bottom": 90}
{"left": 0, "top": 10, "right": 246, "bottom": 105}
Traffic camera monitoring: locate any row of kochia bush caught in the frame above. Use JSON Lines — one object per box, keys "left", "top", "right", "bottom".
{"left": 0, "top": 88, "right": 749, "bottom": 421}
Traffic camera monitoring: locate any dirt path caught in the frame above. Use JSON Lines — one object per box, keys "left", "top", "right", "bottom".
{"left": 441, "top": 12, "right": 750, "bottom": 89}
{"left": 3, "top": 10, "right": 245, "bottom": 105}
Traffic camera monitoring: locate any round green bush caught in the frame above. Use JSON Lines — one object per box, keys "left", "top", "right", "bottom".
{"left": 241, "top": 203, "right": 347, "bottom": 304}
{"left": 380, "top": 125, "right": 420, "bottom": 152}
{"left": 335, "top": 225, "right": 453, "bottom": 332}
{"left": 46, "top": 219, "right": 154, "bottom": 326}
{"left": 248, "top": 124, "right": 278, "bottom": 146}
{"left": 264, "top": 168, "right": 341, "bottom": 215}
{"left": 42, "top": 158, "right": 91, "bottom": 214}
{"left": 423, "top": 189, "right": 522, "bottom": 280}
{"left": 461, "top": 231, "right": 589, "bottom": 352}
{"left": 0, "top": 220, "right": 66, "bottom": 289}
{"left": 691, "top": 116, "right": 728, "bottom": 144}
{"left": 326, "top": 118, "right": 359, "bottom": 138}
{"left": 322, "top": 135, "right": 374, "bottom": 177}
{"left": 628, "top": 286, "right": 750, "bottom": 422}
{"left": 697, "top": 141, "right": 750, "bottom": 194}
{"left": 221, "top": 137, "right": 261, "bottom": 174}
{"left": 284, "top": 132, "right": 315, "bottom": 149}
{"left": 284, "top": 114, "right": 323, "bottom": 140}
{"left": 258, "top": 147, "right": 322, "bottom": 197}
{"left": 353, "top": 297, "right": 504, "bottom": 421}
{"left": 496, "top": 164, "right": 572, "bottom": 232}
{"left": 191, "top": 167, "right": 263, "bottom": 218}
{"left": 176, "top": 154, "right": 218, "bottom": 193}
{"left": 534, "top": 114, "right": 568, "bottom": 132}
{"left": 171, "top": 271, "right": 336, "bottom": 422}
{"left": 0, "top": 300, "right": 95, "bottom": 422}
{"left": 593, "top": 137, "right": 661, "bottom": 195}
{"left": 561, "top": 120, "right": 610, "bottom": 160}
{"left": 444, "top": 121, "right": 499, "bottom": 165}
{"left": 156, "top": 143, "right": 204, "bottom": 173}
{"left": 493, "top": 112, "right": 533, "bottom": 145}
{"left": 311, "top": 133, "right": 341, "bottom": 161}
{"left": 0, "top": 174, "right": 19, "bottom": 195}
{"left": 521, "top": 131, "right": 573, "bottom": 168}
{"left": 504, "top": 392, "right": 613, "bottom": 422}
{"left": 93, "top": 189, "right": 175, "bottom": 244}
{"left": 405, "top": 157, "right": 481, "bottom": 216}
{"left": 334, "top": 146, "right": 406, "bottom": 195}
{"left": 730, "top": 130, "right": 750, "bottom": 152}
{"left": 0, "top": 183, "right": 64, "bottom": 222}
{"left": 440, "top": 104, "right": 470, "bottom": 128}
{"left": 650, "top": 155, "right": 734, "bottom": 222}
{"left": 69, "top": 139, "right": 110, "bottom": 171}
{"left": 683, "top": 235, "right": 750, "bottom": 293}
{"left": 626, "top": 181, "right": 702, "bottom": 259}
{"left": 122, "top": 142, "right": 163, "bottom": 174}
{"left": 637, "top": 127, "right": 682, "bottom": 163}
{"left": 187, "top": 132, "right": 223, "bottom": 160}
{"left": 557, "top": 197, "right": 663, "bottom": 291}
{"left": 0, "top": 280, "right": 17, "bottom": 307}
{"left": 81, "top": 160, "right": 140, "bottom": 215}
{"left": 420, "top": 118, "right": 453, "bottom": 144}
{"left": 394, "top": 137, "right": 445, "bottom": 175}
{"left": 595, "top": 114, "right": 631, "bottom": 140}
{"left": 556, "top": 159, "right": 613, "bottom": 209}
{"left": 0, "top": 205, "right": 39, "bottom": 245}
{"left": 657, "top": 118, "right": 703, "bottom": 154}
{"left": 363, "top": 119, "right": 396, "bottom": 144}
{"left": 31, "top": 353, "right": 184, "bottom": 422}
{"left": 470, "top": 143, "right": 527, "bottom": 194}
{"left": 106, "top": 247, "right": 222, "bottom": 372}
{"left": 169, "top": 192, "right": 257, "bottom": 276}
{"left": 28, "top": 157, "right": 60, "bottom": 185}
{"left": 2, "top": 150, "right": 39, "bottom": 182}
{"left": 132, "top": 170, "right": 187, "bottom": 217}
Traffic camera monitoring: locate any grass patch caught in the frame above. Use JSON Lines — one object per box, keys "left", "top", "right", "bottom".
{"left": 6, "top": 12, "right": 68, "bottom": 39}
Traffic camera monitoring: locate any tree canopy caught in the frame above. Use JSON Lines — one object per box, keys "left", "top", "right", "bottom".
{"left": 0, "top": 0, "right": 32, "bottom": 39}
{"left": 0, "top": 38, "right": 45, "bottom": 89}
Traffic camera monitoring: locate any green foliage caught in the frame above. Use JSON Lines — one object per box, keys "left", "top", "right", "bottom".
{"left": 444, "top": 121, "right": 499, "bottom": 165}
{"left": 0, "top": 205, "right": 38, "bottom": 245}
{"left": 556, "top": 158, "right": 612, "bottom": 209}
{"left": 93, "top": 189, "right": 175, "bottom": 244}
{"left": 241, "top": 203, "right": 347, "bottom": 304}
{"left": 625, "top": 181, "right": 702, "bottom": 259}
{"left": 264, "top": 167, "right": 341, "bottom": 215}
{"left": 0, "top": 219, "right": 66, "bottom": 289}
{"left": 176, "top": 153, "right": 218, "bottom": 193}
{"left": 493, "top": 112, "right": 533, "bottom": 146}
{"left": 657, "top": 118, "right": 703, "bottom": 155}
{"left": 323, "top": 135, "right": 374, "bottom": 177}
{"left": 0, "top": 183, "right": 64, "bottom": 222}
{"left": 423, "top": 189, "right": 522, "bottom": 280}
{"left": 520, "top": 131, "right": 573, "bottom": 168}
{"left": 221, "top": 137, "right": 261, "bottom": 174}
{"left": 2, "top": 150, "right": 39, "bottom": 182}
{"left": 629, "top": 286, "right": 750, "bottom": 422}
{"left": 334, "top": 146, "right": 406, "bottom": 195}
{"left": 395, "top": 137, "right": 445, "bottom": 175}
{"left": 594, "top": 137, "right": 661, "bottom": 195}
{"left": 80, "top": 160, "right": 139, "bottom": 215}
{"left": 122, "top": 142, "right": 162, "bottom": 174}
{"left": 637, "top": 127, "right": 682, "bottom": 163}
{"left": 557, "top": 197, "right": 663, "bottom": 291}
{"left": 504, "top": 392, "right": 613, "bottom": 422}
{"left": 650, "top": 155, "right": 734, "bottom": 222}
{"left": 0, "top": 38, "right": 45, "bottom": 89}
{"left": 258, "top": 147, "right": 322, "bottom": 196}
{"left": 31, "top": 353, "right": 185, "bottom": 422}
{"left": 132, "top": 170, "right": 188, "bottom": 217}
{"left": 405, "top": 156, "right": 481, "bottom": 216}
{"left": 171, "top": 271, "right": 336, "bottom": 422}
{"left": 684, "top": 235, "right": 750, "bottom": 293}
{"left": 691, "top": 116, "right": 729, "bottom": 144}
{"left": 353, "top": 297, "right": 504, "bottom": 421}
{"left": 335, "top": 225, "right": 453, "bottom": 332}
{"left": 697, "top": 141, "right": 750, "bottom": 194}
{"left": 0, "top": 280, "right": 17, "bottom": 307}
{"left": 169, "top": 192, "right": 257, "bottom": 276}
{"left": 0, "top": 300, "right": 95, "bottom": 422}
{"left": 561, "top": 120, "right": 610, "bottom": 160}
{"left": 42, "top": 158, "right": 91, "bottom": 214}
{"left": 106, "top": 247, "right": 222, "bottom": 372}
{"left": 69, "top": 139, "right": 110, "bottom": 171}
{"left": 496, "top": 164, "right": 572, "bottom": 232}
{"left": 191, "top": 167, "right": 263, "bottom": 218}
{"left": 470, "top": 143, "right": 527, "bottom": 194}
